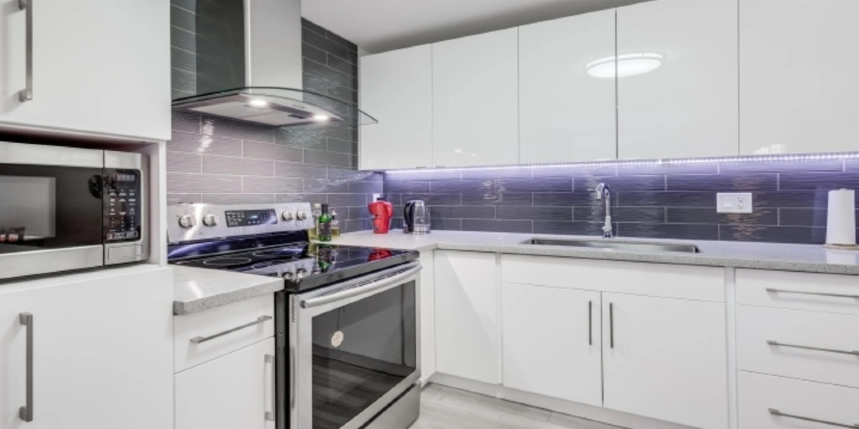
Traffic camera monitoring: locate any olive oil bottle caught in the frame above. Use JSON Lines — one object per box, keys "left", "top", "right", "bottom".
{"left": 317, "top": 204, "right": 332, "bottom": 242}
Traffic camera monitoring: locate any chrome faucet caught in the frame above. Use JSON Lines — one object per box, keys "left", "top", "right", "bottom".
{"left": 594, "top": 183, "right": 613, "bottom": 239}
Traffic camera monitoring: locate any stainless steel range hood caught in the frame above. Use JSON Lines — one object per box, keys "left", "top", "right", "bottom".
{"left": 172, "top": 0, "right": 376, "bottom": 128}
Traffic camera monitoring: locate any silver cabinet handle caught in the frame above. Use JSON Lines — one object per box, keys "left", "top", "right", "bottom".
{"left": 19, "top": 313, "right": 33, "bottom": 422}
{"left": 588, "top": 301, "right": 593, "bottom": 346}
{"left": 18, "top": 0, "right": 33, "bottom": 102}
{"left": 189, "top": 315, "right": 272, "bottom": 344}
{"left": 766, "top": 288, "right": 859, "bottom": 300}
{"left": 264, "top": 354, "right": 275, "bottom": 422}
{"left": 767, "top": 340, "right": 859, "bottom": 356}
{"left": 769, "top": 408, "right": 859, "bottom": 428}
{"left": 609, "top": 303, "right": 615, "bottom": 349}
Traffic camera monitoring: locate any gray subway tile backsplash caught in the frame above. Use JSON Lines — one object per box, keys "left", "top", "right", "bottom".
{"left": 167, "top": 14, "right": 376, "bottom": 231}
{"left": 385, "top": 161, "right": 859, "bottom": 245}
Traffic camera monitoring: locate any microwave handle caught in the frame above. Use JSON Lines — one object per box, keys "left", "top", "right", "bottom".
{"left": 301, "top": 263, "right": 421, "bottom": 309}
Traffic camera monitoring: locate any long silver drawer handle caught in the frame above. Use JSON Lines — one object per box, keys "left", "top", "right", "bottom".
{"left": 766, "top": 288, "right": 859, "bottom": 300}
{"left": 18, "top": 0, "right": 33, "bottom": 102}
{"left": 301, "top": 263, "right": 422, "bottom": 309}
{"left": 19, "top": 313, "right": 33, "bottom": 422}
{"left": 767, "top": 340, "right": 859, "bottom": 356}
{"left": 189, "top": 315, "right": 272, "bottom": 344}
{"left": 769, "top": 408, "right": 859, "bottom": 428}
{"left": 264, "top": 354, "right": 275, "bottom": 422}
{"left": 588, "top": 301, "right": 593, "bottom": 346}
{"left": 609, "top": 303, "right": 615, "bottom": 349}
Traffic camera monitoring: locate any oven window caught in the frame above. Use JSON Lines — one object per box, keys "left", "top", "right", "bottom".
{"left": 311, "top": 281, "right": 417, "bottom": 429}
{"left": 0, "top": 165, "right": 103, "bottom": 252}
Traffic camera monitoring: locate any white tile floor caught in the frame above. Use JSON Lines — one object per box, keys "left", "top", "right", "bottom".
{"left": 410, "top": 384, "right": 625, "bottom": 429}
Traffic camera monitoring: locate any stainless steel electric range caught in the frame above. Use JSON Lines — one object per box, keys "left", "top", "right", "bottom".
{"left": 167, "top": 203, "right": 422, "bottom": 429}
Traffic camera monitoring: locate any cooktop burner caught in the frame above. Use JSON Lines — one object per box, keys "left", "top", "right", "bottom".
{"left": 168, "top": 232, "right": 418, "bottom": 293}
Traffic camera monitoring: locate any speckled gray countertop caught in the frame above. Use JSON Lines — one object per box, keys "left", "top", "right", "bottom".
{"left": 173, "top": 266, "right": 282, "bottom": 315}
{"left": 326, "top": 231, "right": 859, "bottom": 276}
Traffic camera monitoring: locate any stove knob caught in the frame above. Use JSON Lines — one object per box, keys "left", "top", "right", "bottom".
{"left": 296, "top": 268, "right": 307, "bottom": 279}
{"left": 178, "top": 214, "right": 197, "bottom": 229}
{"left": 202, "top": 214, "right": 218, "bottom": 227}
{"left": 282, "top": 271, "right": 295, "bottom": 280}
{"left": 296, "top": 211, "right": 308, "bottom": 221}
{"left": 281, "top": 211, "right": 295, "bottom": 221}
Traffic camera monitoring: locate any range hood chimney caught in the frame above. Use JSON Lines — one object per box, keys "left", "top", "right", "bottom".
{"left": 172, "top": 0, "right": 376, "bottom": 128}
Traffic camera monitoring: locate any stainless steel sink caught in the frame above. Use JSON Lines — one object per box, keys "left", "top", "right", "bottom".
{"left": 521, "top": 238, "right": 700, "bottom": 253}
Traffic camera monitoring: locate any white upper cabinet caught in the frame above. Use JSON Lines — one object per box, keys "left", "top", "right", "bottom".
{"left": 0, "top": 0, "right": 171, "bottom": 141}
{"left": 519, "top": 10, "right": 617, "bottom": 163}
{"left": 740, "top": 0, "right": 859, "bottom": 155}
{"left": 360, "top": 45, "right": 434, "bottom": 170}
{"left": 617, "top": 0, "right": 739, "bottom": 160}
{"left": 432, "top": 28, "right": 519, "bottom": 167}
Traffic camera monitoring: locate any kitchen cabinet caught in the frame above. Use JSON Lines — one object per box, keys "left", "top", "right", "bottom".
{"left": 740, "top": 0, "right": 859, "bottom": 155}
{"left": 175, "top": 338, "right": 277, "bottom": 429}
{"left": 617, "top": 0, "right": 738, "bottom": 160}
{"left": 0, "top": 267, "right": 173, "bottom": 429}
{"left": 360, "top": 45, "right": 434, "bottom": 170}
{"left": 434, "top": 250, "right": 499, "bottom": 384}
{"left": 602, "top": 293, "right": 729, "bottom": 429}
{"left": 0, "top": 0, "right": 171, "bottom": 141}
{"left": 519, "top": 10, "right": 617, "bottom": 163}
{"left": 501, "top": 283, "right": 602, "bottom": 406}
{"left": 432, "top": 28, "right": 519, "bottom": 167}
{"left": 418, "top": 252, "right": 436, "bottom": 383}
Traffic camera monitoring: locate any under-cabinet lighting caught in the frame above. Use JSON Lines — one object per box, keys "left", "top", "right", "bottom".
{"left": 385, "top": 153, "right": 859, "bottom": 174}
{"left": 313, "top": 114, "right": 330, "bottom": 121}
{"left": 248, "top": 99, "right": 268, "bottom": 108}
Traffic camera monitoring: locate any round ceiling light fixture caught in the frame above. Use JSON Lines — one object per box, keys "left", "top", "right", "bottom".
{"left": 586, "top": 53, "right": 664, "bottom": 78}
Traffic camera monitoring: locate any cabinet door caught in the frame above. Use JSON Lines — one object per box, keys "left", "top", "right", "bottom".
{"left": 603, "top": 293, "right": 728, "bottom": 429}
{"left": 0, "top": 0, "right": 171, "bottom": 141}
{"left": 360, "top": 45, "right": 433, "bottom": 170}
{"left": 176, "top": 338, "right": 276, "bottom": 429}
{"left": 740, "top": 0, "right": 859, "bottom": 155}
{"left": 617, "top": 0, "right": 738, "bottom": 160}
{"left": 520, "top": 10, "right": 617, "bottom": 163}
{"left": 418, "top": 252, "right": 436, "bottom": 384}
{"left": 432, "top": 29, "right": 519, "bottom": 167}
{"left": 434, "top": 251, "right": 499, "bottom": 384}
{"left": 0, "top": 267, "right": 173, "bottom": 429}
{"left": 501, "top": 283, "right": 602, "bottom": 406}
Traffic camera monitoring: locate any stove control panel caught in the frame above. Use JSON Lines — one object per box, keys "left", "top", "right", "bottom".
{"left": 167, "top": 203, "right": 314, "bottom": 243}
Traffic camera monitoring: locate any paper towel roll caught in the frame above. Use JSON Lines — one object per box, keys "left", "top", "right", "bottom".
{"left": 826, "top": 189, "right": 857, "bottom": 246}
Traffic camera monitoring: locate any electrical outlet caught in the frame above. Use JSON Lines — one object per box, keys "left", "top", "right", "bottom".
{"left": 717, "top": 193, "right": 753, "bottom": 214}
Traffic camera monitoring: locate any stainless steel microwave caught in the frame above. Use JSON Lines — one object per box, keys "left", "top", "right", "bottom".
{"left": 0, "top": 141, "right": 148, "bottom": 280}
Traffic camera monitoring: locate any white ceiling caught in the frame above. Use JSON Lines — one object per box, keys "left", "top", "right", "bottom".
{"left": 302, "top": 0, "right": 649, "bottom": 54}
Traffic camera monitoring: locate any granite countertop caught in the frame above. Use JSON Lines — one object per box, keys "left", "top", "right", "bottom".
{"left": 326, "top": 230, "right": 859, "bottom": 276}
{"left": 173, "top": 266, "right": 283, "bottom": 315}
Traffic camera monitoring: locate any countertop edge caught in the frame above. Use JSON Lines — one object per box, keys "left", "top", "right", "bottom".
{"left": 173, "top": 279, "right": 283, "bottom": 315}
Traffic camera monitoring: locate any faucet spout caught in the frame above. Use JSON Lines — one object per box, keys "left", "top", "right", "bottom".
{"left": 594, "top": 183, "right": 613, "bottom": 239}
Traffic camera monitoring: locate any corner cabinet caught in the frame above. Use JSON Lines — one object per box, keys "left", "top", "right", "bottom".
{"left": 617, "top": 0, "right": 738, "bottom": 160}
{"left": 0, "top": 267, "right": 173, "bottom": 429}
{"left": 739, "top": 0, "right": 859, "bottom": 155}
{"left": 432, "top": 28, "right": 519, "bottom": 167}
{"left": 359, "top": 45, "right": 434, "bottom": 170}
{"left": 0, "top": 0, "right": 171, "bottom": 141}
{"left": 519, "top": 10, "right": 617, "bottom": 163}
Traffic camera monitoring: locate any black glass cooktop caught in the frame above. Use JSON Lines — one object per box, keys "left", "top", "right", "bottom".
{"left": 167, "top": 232, "right": 418, "bottom": 292}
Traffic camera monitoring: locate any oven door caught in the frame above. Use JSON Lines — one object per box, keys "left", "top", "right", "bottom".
{"left": 0, "top": 142, "right": 105, "bottom": 280}
{"left": 288, "top": 262, "right": 421, "bottom": 429}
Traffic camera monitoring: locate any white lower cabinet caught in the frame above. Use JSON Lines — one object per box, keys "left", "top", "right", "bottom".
{"left": 434, "top": 250, "right": 499, "bottom": 384}
{"left": 0, "top": 267, "right": 174, "bottom": 429}
{"left": 175, "top": 338, "right": 277, "bottom": 429}
{"left": 501, "top": 283, "right": 602, "bottom": 406}
{"left": 418, "top": 252, "right": 436, "bottom": 383}
{"left": 739, "top": 371, "right": 859, "bottom": 429}
{"left": 602, "top": 293, "right": 729, "bottom": 429}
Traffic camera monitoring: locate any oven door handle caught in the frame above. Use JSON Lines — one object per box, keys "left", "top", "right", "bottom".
{"left": 301, "top": 263, "right": 422, "bottom": 309}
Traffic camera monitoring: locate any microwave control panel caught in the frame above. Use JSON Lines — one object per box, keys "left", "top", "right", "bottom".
{"left": 103, "top": 169, "right": 142, "bottom": 242}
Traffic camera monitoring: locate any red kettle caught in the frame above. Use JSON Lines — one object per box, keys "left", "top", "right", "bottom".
{"left": 368, "top": 198, "right": 393, "bottom": 234}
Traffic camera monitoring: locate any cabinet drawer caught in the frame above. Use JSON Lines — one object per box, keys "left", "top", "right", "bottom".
{"left": 175, "top": 294, "right": 275, "bottom": 372}
{"left": 738, "top": 305, "right": 859, "bottom": 388}
{"left": 737, "top": 269, "right": 859, "bottom": 315}
{"left": 739, "top": 371, "right": 859, "bottom": 429}
{"left": 502, "top": 255, "right": 724, "bottom": 302}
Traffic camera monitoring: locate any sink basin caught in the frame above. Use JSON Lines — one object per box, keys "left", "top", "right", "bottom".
{"left": 521, "top": 238, "right": 700, "bottom": 253}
